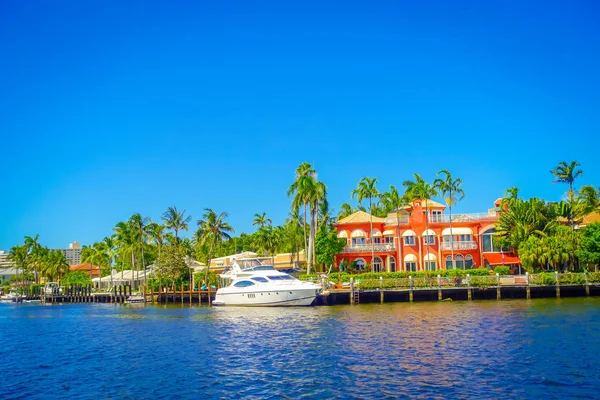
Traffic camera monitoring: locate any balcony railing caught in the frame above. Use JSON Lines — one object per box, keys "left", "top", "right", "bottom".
{"left": 384, "top": 212, "right": 498, "bottom": 226}
{"left": 432, "top": 212, "right": 498, "bottom": 223}
{"left": 342, "top": 244, "right": 396, "bottom": 253}
{"left": 441, "top": 241, "right": 478, "bottom": 250}
{"left": 384, "top": 216, "right": 410, "bottom": 225}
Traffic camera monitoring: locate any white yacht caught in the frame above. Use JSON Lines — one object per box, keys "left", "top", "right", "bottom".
{"left": 213, "top": 259, "right": 322, "bottom": 307}
{"left": 0, "top": 290, "right": 25, "bottom": 303}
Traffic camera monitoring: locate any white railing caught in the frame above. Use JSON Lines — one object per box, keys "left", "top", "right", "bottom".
{"left": 342, "top": 244, "right": 396, "bottom": 253}
{"left": 384, "top": 216, "right": 410, "bottom": 225}
{"left": 441, "top": 241, "right": 478, "bottom": 250}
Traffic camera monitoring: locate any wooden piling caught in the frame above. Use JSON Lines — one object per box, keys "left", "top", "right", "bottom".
{"left": 555, "top": 272, "right": 560, "bottom": 298}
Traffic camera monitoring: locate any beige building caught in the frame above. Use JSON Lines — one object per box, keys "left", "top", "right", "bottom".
{"left": 59, "top": 241, "right": 82, "bottom": 265}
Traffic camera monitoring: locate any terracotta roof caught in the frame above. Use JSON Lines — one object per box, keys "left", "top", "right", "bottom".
{"left": 582, "top": 212, "right": 600, "bottom": 226}
{"left": 69, "top": 264, "right": 102, "bottom": 277}
{"left": 336, "top": 210, "right": 386, "bottom": 224}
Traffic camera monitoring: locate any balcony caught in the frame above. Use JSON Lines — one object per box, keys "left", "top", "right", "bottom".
{"left": 342, "top": 244, "right": 396, "bottom": 253}
{"left": 384, "top": 216, "right": 410, "bottom": 225}
{"left": 431, "top": 212, "right": 498, "bottom": 223}
{"left": 441, "top": 241, "right": 478, "bottom": 251}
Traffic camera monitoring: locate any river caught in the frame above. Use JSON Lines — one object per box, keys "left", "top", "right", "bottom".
{"left": 1, "top": 298, "right": 599, "bottom": 399}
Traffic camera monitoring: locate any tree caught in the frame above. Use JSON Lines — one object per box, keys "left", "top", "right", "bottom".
{"left": 315, "top": 225, "right": 346, "bottom": 269}
{"left": 403, "top": 174, "right": 438, "bottom": 270}
{"left": 337, "top": 203, "right": 355, "bottom": 220}
{"left": 380, "top": 185, "right": 410, "bottom": 271}
{"left": 196, "top": 209, "right": 234, "bottom": 304}
{"left": 308, "top": 180, "right": 327, "bottom": 272}
{"left": 288, "top": 162, "right": 316, "bottom": 267}
{"left": 154, "top": 245, "right": 188, "bottom": 287}
{"left": 433, "top": 170, "right": 465, "bottom": 269}
{"left": 551, "top": 160, "right": 583, "bottom": 269}
{"left": 63, "top": 271, "right": 92, "bottom": 286}
{"left": 162, "top": 206, "right": 192, "bottom": 244}
{"left": 577, "top": 223, "right": 600, "bottom": 271}
{"left": 352, "top": 177, "right": 379, "bottom": 271}
{"left": 8, "top": 245, "right": 29, "bottom": 285}
{"left": 42, "top": 250, "right": 69, "bottom": 283}
{"left": 252, "top": 212, "right": 272, "bottom": 228}
{"left": 130, "top": 213, "right": 151, "bottom": 287}
{"left": 576, "top": 185, "right": 600, "bottom": 217}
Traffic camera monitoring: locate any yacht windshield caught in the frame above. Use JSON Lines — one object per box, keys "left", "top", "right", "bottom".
{"left": 251, "top": 277, "right": 269, "bottom": 283}
{"left": 233, "top": 280, "right": 255, "bottom": 287}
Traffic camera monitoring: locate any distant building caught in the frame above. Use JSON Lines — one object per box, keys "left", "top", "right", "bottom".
{"left": 69, "top": 263, "right": 101, "bottom": 278}
{"left": 59, "top": 241, "right": 82, "bottom": 265}
{"left": 0, "top": 250, "right": 15, "bottom": 270}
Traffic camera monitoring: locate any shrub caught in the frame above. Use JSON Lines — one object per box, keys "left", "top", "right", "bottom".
{"left": 494, "top": 266, "right": 510, "bottom": 275}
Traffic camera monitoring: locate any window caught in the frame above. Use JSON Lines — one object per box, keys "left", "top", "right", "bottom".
{"left": 423, "top": 235, "right": 435, "bottom": 245}
{"left": 353, "top": 259, "right": 366, "bottom": 271}
{"left": 455, "top": 254, "right": 465, "bottom": 269}
{"left": 267, "top": 276, "right": 283, "bottom": 280}
{"left": 390, "top": 256, "right": 396, "bottom": 272}
{"left": 404, "top": 236, "right": 415, "bottom": 246}
{"left": 373, "top": 237, "right": 382, "bottom": 244}
{"left": 445, "top": 255, "right": 453, "bottom": 269}
{"left": 425, "top": 261, "right": 437, "bottom": 271}
{"left": 352, "top": 237, "right": 366, "bottom": 246}
{"left": 233, "top": 280, "right": 255, "bottom": 287}
{"left": 251, "top": 277, "right": 268, "bottom": 283}
{"left": 481, "top": 228, "right": 508, "bottom": 253}
{"left": 459, "top": 234, "right": 471, "bottom": 242}
{"left": 431, "top": 210, "right": 443, "bottom": 223}
{"left": 384, "top": 236, "right": 394, "bottom": 244}
{"left": 405, "top": 261, "right": 417, "bottom": 272}
{"left": 373, "top": 257, "right": 383, "bottom": 273}
{"left": 465, "top": 255, "right": 474, "bottom": 269}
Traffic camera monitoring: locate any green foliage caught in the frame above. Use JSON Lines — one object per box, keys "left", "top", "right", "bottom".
{"left": 577, "top": 223, "right": 600, "bottom": 266}
{"left": 302, "top": 268, "right": 492, "bottom": 284}
{"left": 315, "top": 226, "right": 346, "bottom": 267}
{"left": 154, "top": 245, "right": 188, "bottom": 285}
{"left": 62, "top": 271, "right": 92, "bottom": 286}
{"left": 494, "top": 266, "right": 510, "bottom": 275}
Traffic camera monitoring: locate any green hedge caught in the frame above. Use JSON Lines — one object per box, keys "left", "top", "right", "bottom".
{"left": 299, "top": 268, "right": 492, "bottom": 283}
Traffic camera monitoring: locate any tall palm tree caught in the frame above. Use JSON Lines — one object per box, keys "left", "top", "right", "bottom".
{"left": 162, "top": 206, "right": 192, "bottom": 244}
{"left": 285, "top": 209, "right": 303, "bottom": 268}
{"left": 252, "top": 212, "right": 272, "bottom": 228}
{"left": 551, "top": 160, "right": 583, "bottom": 269}
{"left": 8, "top": 245, "right": 29, "bottom": 286}
{"left": 433, "top": 170, "right": 465, "bottom": 269}
{"left": 352, "top": 177, "right": 379, "bottom": 271}
{"left": 147, "top": 222, "right": 166, "bottom": 258}
{"left": 577, "top": 185, "right": 600, "bottom": 216}
{"left": 103, "top": 235, "right": 117, "bottom": 288}
{"left": 308, "top": 181, "right": 327, "bottom": 272}
{"left": 113, "top": 221, "right": 135, "bottom": 284}
{"left": 43, "top": 250, "right": 69, "bottom": 283}
{"left": 196, "top": 209, "right": 234, "bottom": 305}
{"left": 380, "top": 185, "right": 409, "bottom": 271}
{"left": 403, "top": 174, "right": 438, "bottom": 271}
{"left": 130, "top": 213, "right": 151, "bottom": 287}
{"left": 288, "top": 163, "right": 316, "bottom": 264}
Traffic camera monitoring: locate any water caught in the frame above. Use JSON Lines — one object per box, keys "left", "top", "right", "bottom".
{"left": 1, "top": 298, "right": 599, "bottom": 399}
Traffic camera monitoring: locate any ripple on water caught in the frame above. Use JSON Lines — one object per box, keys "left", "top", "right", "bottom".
{"left": 1, "top": 298, "right": 600, "bottom": 399}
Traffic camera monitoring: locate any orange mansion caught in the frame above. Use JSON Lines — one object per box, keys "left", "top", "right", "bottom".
{"left": 334, "top": 199, "right": 520, "bottom": 272}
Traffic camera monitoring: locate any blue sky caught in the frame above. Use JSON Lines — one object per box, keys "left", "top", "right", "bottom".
{"left": 1, "top": 1, "right": 599, "bottom": 249}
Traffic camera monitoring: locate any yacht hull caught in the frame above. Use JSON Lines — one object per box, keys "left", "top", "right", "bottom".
{"left": 213, "top": 288, "right": 319, "bottom": 307}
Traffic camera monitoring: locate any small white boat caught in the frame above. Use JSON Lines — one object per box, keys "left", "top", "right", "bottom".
{"left": 0, "top": 290, "right": 26, "bottom": 303}
{"left": 213, "top": 258, "right": 322, "bottom": 307}
{"left": 125, "top": 294, "right": 149, "bottom": 304}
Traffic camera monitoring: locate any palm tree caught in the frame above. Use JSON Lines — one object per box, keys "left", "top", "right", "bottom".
{"left": 285, "top": 210, "right": 303, "bottom": 268}
{"left": 577, "top": 185, "right": 600, "bottom": 216}
{"left": 433, "top": 170, "right": 465, "bottom": 269}
{"left": 352, "top": 177, "right": 379, "bottom": 271}
{"left": 380, "top": 185, "right": 409, "bottom": 271}
{"left": 196, "top": 209, "right": 234, "bottom": 305}
{"left": 162, "top": 206, "right": 192, "bottom": 244}
{"left": 113, "top": 221, "right": 135, "bottom": 284}
{"left": 43, "top": 250, "right": 69, "bottom": 283}
{"left": 337, "top": 203, "right": 355, "bottom": 220}
{"left": 288, "top": 163, "right": 316, "bottom": 265}
{"left": 103, "top": 236, "right": 117, "bottom": 288}
{"left": 403, "top": 174, "right": 438, "bottom": 271}
{"left": 551, "top": 160, "right": 583, "bottom": 269}
{"left": 147, "top": 222, "right": 166, "bottom": 258}
{"left": 8, "top": 245, "right": 29, "bottom": 286}
{"left": 252, "top": 212, "right": 272, "bottom": 228}
{"left": 308, "top": 181, "right": 327, "bottom": 272}
{"left": 130, "top": 213, "right": 151, "bottom": 287}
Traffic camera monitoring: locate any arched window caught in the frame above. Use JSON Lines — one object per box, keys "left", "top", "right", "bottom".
{"left": 445, "top": 255, "right": 453, "bottom": 269}
{"left": 373, "top": 257, "right": 383, "bottom": 272}
{"left": 352, "top": 258, "right": 366, "bottom": 271}
{"left": 455, "top": 254, "right": 465, "bottom": 269}
{"left": 351, "top": 229, "right": 366, "bottom": 247}
{"left": 465, "top": 254, "right": 474, "bottom": 269}
{"left": 404, "top": 254, "right": 417, "bottom": 271}
{"left": 424, "top": 253, "right": 437, "bottom": 271}
{"left": 389, "top": 256, "right": 396, "bottom": 272}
